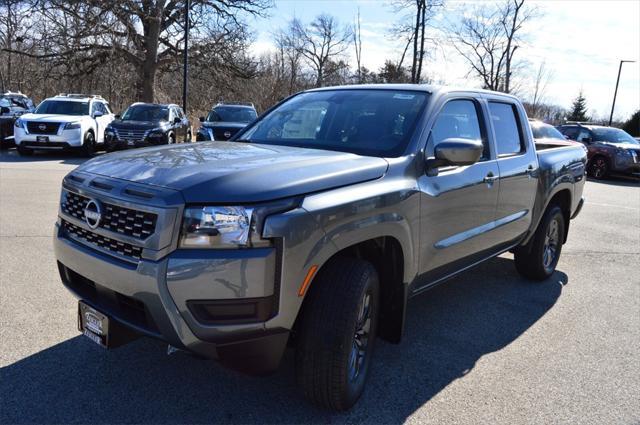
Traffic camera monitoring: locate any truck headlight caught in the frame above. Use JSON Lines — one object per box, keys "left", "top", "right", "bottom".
{"left": 180, "top": 206, "right": 253, "bottom": 248}
{"left": 64, "top": 121, "right": 81, "bottom": 130}
{"left": 179, "top": 199, "right": 301, "bottom": 249}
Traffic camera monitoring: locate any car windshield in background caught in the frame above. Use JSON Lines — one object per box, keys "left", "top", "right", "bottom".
{"left": 35, "top": 100, "right": 89, "bottom": 116}
{"left": 240, "top": 90, "right": 429, "bottom": 157}
{"left": 207, "top": 107, "right": 257, "bottom": 123}
{"left": 592, "top": 128, "right": 639, "bottom": 144}
{"left": 532, "top": 124, "right": 565, "bottom": 140}
{"left": 121, "top": 105, "right": 169, "bottom": 121}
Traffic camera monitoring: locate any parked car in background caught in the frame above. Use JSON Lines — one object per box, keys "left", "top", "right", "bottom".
{"left": 0, "top": 91, "right": 35, "bottom": 148}
{"left": 196, "top": 102, "right": 257, "bottom": 141}
{"left": 55, "top": 84, "right": 586, "bottom": 411}
{"left": 530, "top": 119, "right": 587, "bottom": 151}
{"left": 105, "top": 103, "right": 191, "bottom": 151}
{"left": 557, "top": 123, "right": 640, "bottom": 179}
{"left": 14, "top": 94, "right": 114, "bottom": 157}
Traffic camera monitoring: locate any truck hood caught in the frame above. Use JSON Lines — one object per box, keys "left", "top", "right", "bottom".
{"left": 598, "top": 142, "right": 640, "bottom": 150}
{"left": 20, "top": 113, "right": 85, "bottom": 123}
{"left": 77, "top": 142, "right": 389, "bottom": 203}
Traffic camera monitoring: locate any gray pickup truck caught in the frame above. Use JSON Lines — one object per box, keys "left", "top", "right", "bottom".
{"left": 54, "top": 85, "right": 586, "bottom": 411}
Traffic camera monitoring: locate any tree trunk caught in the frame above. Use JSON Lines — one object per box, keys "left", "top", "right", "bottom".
{"left": 137, "top": 7, "right": 162, "bottom": 102}
{"left": 411, "top": 0, "right": 421, "bottom": 83}
{"left": 416, "top": 0, "right": 426, "bottom": 84}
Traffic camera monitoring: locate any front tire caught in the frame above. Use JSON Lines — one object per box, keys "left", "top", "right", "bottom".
{"left": 514, "top": 205, "right": 565, "bottom": 280}
{"left": 295, "top": 257, "right": 379, "bottom": 411}
{"left": 80, "top": 131, "right": 96, "bottom": 157}
{"left": 588, "top": 156, "right": 609, "bottom": 179}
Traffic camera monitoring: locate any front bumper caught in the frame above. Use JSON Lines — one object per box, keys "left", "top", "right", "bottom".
{"left": 54, "top": 221, "right": 289, "bottom": 374}
{"left": 612, "top": 153, "right": 640, "bottom": 175}
{"left": 15, "top": 127, "right": 83, "bottom": 148}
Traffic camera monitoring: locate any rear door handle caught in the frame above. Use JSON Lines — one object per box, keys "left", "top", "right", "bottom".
{"left": 483, "top": 172, "right": 499, "bottom": 184}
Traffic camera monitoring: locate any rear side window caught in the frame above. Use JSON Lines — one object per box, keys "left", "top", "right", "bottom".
{"left": 489, "top": 102, "right": 525, "bottom": 156}
{"left": 430, "top": 99, "right": 488, "bottom": 159}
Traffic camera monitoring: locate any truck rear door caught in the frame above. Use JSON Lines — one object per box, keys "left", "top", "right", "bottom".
{"left": 485, "top": 97, "right": 538, "bottom": 245}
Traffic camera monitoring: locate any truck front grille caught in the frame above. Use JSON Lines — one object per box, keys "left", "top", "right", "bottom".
{"left": 62, "top": 220, "right": 143, "bottom": 260}
{"left": 26, "top": 121, "right": 60, "bottom": 134}
{"left": 62, "top": 190, "right": 157, "bottom": 239}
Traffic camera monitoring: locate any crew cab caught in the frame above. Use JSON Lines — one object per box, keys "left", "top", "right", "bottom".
{"left": 105, "top": 103, "right": 191, "bottom": 151}
{"left": 196, "top": 102, "right": 257, "bottom": 141}
{"left": 54, "top": 85, "right": 586, "bottom": 411}
{"left": 14, "top": 94, "right": 114, "bottom": 156}
{"left": 557, "top": 123, "right": 640, "bottom": 179}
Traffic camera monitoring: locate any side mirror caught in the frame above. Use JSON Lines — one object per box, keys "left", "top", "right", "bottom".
{"left": 580, "top": 137, "right": 592, "bottom": 144}
{"left": 93, "top": 111, "right": 104, "bottom": 118}
{"left": 427, "top": 138, "right": 483, "bottom": 171}
{"left": 174, "top": 117, "right": 181, "bottom": 124}
{"left": 199, "top": 116, "right": 205, "bottom": 123}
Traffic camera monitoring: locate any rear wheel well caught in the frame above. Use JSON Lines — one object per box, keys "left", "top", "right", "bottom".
{"left": 548, "top": 189, "right": 571, "bottom": 243}
{"left": 296, "top": 237, "right": 406, "bottom": 344}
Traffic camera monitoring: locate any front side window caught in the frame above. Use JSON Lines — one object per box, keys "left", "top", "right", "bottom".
{"left": 489, "top": 102, "right": 525, "bottom": 156}
{"left": 121, "top": 105, "right": 169, "bottom": 122}
{"left": 430, "top": 99, "right": 487, "bottom": 159}
{"left": 240, "top": 90, "right": 429, "bottom": 157}
{"left": 35, "top": 100, "right": 89, "bottom": 116}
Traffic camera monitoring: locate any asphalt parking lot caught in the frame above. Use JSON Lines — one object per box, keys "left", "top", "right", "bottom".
{"left": 1, "top": 149, "right": 638, "bottom": 424}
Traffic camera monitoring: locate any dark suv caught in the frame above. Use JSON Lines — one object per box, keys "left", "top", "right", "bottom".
{"left": 105, "top": 103, "right": 191, "bottom": 151}
{"left": 0, "top": 91, "right": 35, "bottom": 147}
{"left": 196, "top": 103, "right": 257, "bottom": 141}
{"left": 557, "top": 123, "right": 639, "bottom": 179}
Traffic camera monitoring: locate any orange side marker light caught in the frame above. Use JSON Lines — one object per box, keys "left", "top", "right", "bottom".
{"left": 298, "top": 265, "right": 319, "bottom": 297}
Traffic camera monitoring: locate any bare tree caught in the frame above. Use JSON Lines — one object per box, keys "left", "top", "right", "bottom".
{"left": 530, "top": 61, "right": 553, "bottom": 117}
{"left": 389, "top": 0, "right": 443, "bottom": 83}
{"left": 290, "top": 14, "right": 352, "bottom": 87}
{"left": 451, "top": 0, "right": 535, "bottom": 93}
{"left": 353, "top": 8, "right": 363, "bottom": 83}
{"left": 4, "top": 0, "right": 270, "bottom": 103}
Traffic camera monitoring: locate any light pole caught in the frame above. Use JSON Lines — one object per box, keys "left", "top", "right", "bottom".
{"left": 182, "top": 0, "right": 190, "bottom": 113}
{"left": 608, "top": 60, "right": 635, "bottom": 126}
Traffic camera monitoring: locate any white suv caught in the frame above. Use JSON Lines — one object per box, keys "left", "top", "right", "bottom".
{"left": 14, "top": 94, "right": 114, "bottom": 156}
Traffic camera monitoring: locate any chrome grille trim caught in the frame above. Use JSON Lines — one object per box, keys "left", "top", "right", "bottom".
{"left": 113, "top": 128, "right": 148, "bottom": 142}
{"left": 62, "top": 219, "right": 142, "bottom": 262}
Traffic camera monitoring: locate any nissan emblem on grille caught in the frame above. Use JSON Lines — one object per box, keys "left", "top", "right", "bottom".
{"left": 84, "top": 199, "right": 103, "bottom": 229}
{"left": 224, "top": 131, "right": 232, "bottom": 138}
{"left": 38, "top": 123, "right": 46, "bottom": 131}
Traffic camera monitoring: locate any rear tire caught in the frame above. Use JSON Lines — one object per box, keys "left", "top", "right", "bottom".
{"left": 80, "top": 131, "right": 96, "bottom": 157}
{"left": 17, "top": 145, "right": 33, "bottom": 156}
{"left": 295, "top": 257, "right": 379, "bottom": 411}
{"left": 514, "top": 205, "right": 565, "bottom": 281}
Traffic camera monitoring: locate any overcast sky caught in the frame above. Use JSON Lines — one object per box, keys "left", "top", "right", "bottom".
{"left": 250, "top": 0, "right": 640, "bottom": 121}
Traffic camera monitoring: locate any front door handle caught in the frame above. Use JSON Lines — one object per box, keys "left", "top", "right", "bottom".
{"left": 483, "top": 172, "right": 499, "bottom": 184}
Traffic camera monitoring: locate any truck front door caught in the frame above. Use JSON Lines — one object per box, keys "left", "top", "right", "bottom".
{"left": 416, "top": 96, "right": 500, "bottom": 292}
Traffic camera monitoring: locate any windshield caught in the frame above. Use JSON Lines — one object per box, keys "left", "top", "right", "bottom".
{"left": 121, "top": 104, "right": 169, "bottom": 122}
{"left": 207, "top": 106, "right": 257, "bottom": 123}
{"left": 532, "top": 123, "right": 565, "bottom": 140}
{"left": 35, "top": 100, "right": 89, "bottom": 116}
{"left": 592, "top": 128, "right": 639, "bottom": 144}
{"left": 239, "top": 89, "right": 429, "bottom": 157}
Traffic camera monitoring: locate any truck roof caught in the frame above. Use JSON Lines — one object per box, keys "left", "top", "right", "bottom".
{"left": 307, "top": 83, "right": 520, "bottom": 101}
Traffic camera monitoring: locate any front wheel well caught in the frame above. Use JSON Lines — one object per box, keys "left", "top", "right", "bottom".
{"left": 296, "top": 236, "right": 407, "bottom": 344}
